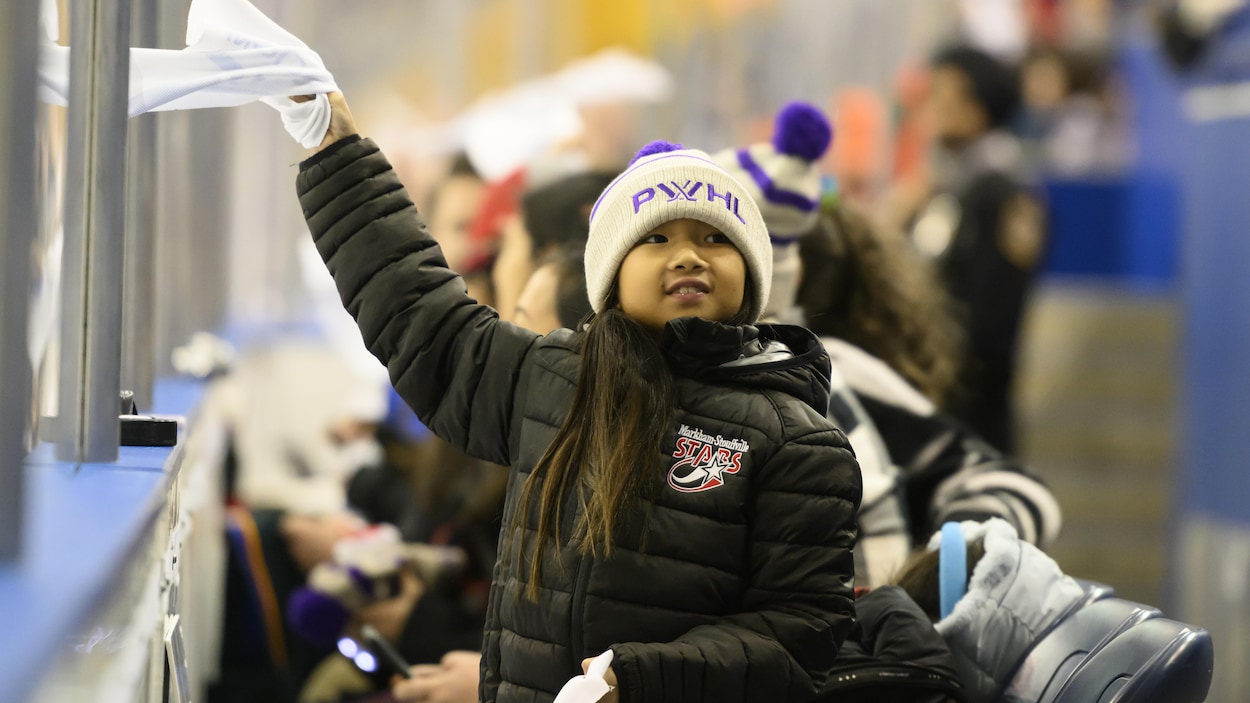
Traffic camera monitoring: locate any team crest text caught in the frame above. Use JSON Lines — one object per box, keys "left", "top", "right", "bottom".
{"left": 667, "top": 424, "right": 751, "bottom": 493}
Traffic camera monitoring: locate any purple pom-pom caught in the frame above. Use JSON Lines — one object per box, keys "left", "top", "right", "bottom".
{"left": 288, "top": 587, "right": 352, "bottom": 646}
{"left": 630, "top": 140, "right": 684, "bottom": 165}
{"left": 772, "top": 102, "right": 833, "bottom": 162}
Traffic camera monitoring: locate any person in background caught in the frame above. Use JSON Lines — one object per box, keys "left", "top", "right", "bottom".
{"left": 202, "top": 341, "right": 389, "bottom": 703}
{"left": 910, "top": 45, "right": 1047, "bottom": 454}
{"left": 216, "top": 341, "right": 390, "bottom": 516}
{"left": 491, "top": 169, "right": 615, "bottom": 323}
{"left": 292, "top": 92, "right": 860, "bottom": 703}
{"left": 829, "top": 88, "right": 890, "bottom": 212}
{"left": 892, "top": 518, "right": 1085, "bottom": 703}
{"left": 355, "top": 176, "right": 609, "bottom": 703}
{"left": 797, "top": 204, "right": 960, "bottom": 408}
{"left": 522, "top": 170, "right": 618, "bottom": 257}
{"left": 423, "top": 153, "right": 486, "bottom": 280}
{"left": 345, "top": 392, "right": 509, "bottom": 660}
{"left": 279, "top": 390, "right": 508, "bottom": 703}
{"left": 713, "top": 101, "right": 1059, "bottom": 587}
{"left": 798, "top": 204, "right": 1061, "bottom": 552}
{"left": 512, "top": 247, "right": 591, "bottom": 335}
{"left": 1018, "top": 45, "right": 1130, "bottom": 177}
{"left": 882, "top": 62, "right": 934, "bottom": 231}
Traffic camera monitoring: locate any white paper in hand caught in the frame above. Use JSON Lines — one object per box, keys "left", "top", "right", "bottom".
{"left": 38, "top": 0, "right": 337, "bottom": 147}
{"left": 553, "top": 650, "right": 614, "bottom": 703}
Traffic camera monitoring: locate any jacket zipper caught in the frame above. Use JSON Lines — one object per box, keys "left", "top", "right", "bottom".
{"left": 569, "top": 553, "right": 593, "bottom": 672}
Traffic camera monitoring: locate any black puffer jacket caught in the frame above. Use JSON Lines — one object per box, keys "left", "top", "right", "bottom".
{"left": 297, "top": 137, "right": 862, "bottom": 703}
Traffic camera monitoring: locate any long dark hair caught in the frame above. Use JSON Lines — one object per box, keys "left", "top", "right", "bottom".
{"left": 514, "top": 295, "right": 670, "bottom": 598}
{"left": 798, "top": 202, "right": 961, "bottom": 405}
{"left": 514, "top": 279, "right": 752, "bottom": 599}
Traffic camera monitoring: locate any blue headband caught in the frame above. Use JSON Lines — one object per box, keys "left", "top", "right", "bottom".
{"left": 939, "top": 522, "right": 968, "bottom": 619}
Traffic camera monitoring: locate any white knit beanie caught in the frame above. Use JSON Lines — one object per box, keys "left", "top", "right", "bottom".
{"left": 711, "top": 102, "right": 833, "bottom": 319}
{"left": 585, "top": 141, "right": 772, "bottom": 322}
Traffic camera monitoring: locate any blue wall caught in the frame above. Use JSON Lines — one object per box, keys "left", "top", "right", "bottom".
{"left": 1042, "top": 174, "right": 1178, "bottom": 286}
{"left": 1043, "top": 14, "right": 1250, "bottom": 525}
{"left": 1039, "top": 17, "right": 1189, "bottom": 287}
{"left": 1149, "top": 10, "right": 1250, "bottom": 528}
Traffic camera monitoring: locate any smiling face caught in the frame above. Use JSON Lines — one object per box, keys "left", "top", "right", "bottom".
{"left": 615, "top": 218, "right": 747, "bottom": 332}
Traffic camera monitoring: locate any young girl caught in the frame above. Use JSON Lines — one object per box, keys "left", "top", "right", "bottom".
{"left": 292, "top": 93, "right": 861, "bottom": 703}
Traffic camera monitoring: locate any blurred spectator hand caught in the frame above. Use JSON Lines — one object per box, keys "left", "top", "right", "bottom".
{"left": 355, "top": 570, "right": 424, "bottom": 644}
{"left": 392, "top": 651, "right": 482, "bottom": 703}
{"left": 280, "top": 512, "right": 365, "bottom": 572}
{"left": 171, "top": 332, "right": 236, "bottom": 379}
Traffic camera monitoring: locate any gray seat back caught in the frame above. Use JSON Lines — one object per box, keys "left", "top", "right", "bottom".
{"left": 998, "top": 598, "right": 1160, "bottom": 703}
{"left": 1053, "top": 618, "right": 1213, "bottom": 703}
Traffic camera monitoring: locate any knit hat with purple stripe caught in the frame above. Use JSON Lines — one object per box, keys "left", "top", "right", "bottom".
{"left": 711, "top": 101, "right": 833, "bottom": 240}
{"left": 712, "top": 102, "right": 833, "bottom": 320}
{"left": 585, "top": 141, "right": 772, "bottom": 321}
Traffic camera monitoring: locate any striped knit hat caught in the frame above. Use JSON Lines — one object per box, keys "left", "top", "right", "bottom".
{"left": 711, "top": 102, "right": 833, "bottom": 319}
{"left": 585, "top": 141, "right": 772, "bottom": 322}
{"left": 712, "top": 101, "right": 832, "bottom": 239}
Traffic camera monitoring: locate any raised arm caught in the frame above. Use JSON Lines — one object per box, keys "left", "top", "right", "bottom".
{"left": 294, "top": 94, "right": 539, "bottom": 465}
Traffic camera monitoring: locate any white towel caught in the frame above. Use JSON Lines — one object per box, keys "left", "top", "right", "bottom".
{"left": 38, "top": 0, "right": 337, "bottom": 148}
{"left": 553, "top": 650, "right": 614, "bottom": 703}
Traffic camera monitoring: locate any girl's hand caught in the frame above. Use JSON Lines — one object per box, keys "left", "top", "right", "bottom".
{"left": 318, "top": 92, "right": 358, "bottom": 149}
{"left": 290, "top": 91, "right": 358, "bottom": 152}
{"left": 580, "top": 658, "right": 619, "bottom": 703}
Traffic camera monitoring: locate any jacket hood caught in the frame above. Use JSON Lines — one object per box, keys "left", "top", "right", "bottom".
{"left": 930, "top": 518, "right": 1085, "bottom": 701}
{"left": 659, "top": 317, "right": 833, "bottom": 415}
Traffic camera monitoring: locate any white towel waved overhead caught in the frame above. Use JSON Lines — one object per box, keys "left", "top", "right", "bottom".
{"left": 38, "top": 0, "right": 337, "bottom": 148}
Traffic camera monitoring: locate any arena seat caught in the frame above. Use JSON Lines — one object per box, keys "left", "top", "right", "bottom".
{"left": 999, "top": 598, "right": 1160, "bottom": 702}
{"left": 1052, "top": 617, "right": 1213, "bottom": 703}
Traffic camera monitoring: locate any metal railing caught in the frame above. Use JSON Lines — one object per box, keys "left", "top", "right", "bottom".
{"left": 122, "top": 0, "right": 158, "bottom": 412}
{"left": 0, "top": 0, "right": 42, "bottom": 560}
{"left": 56, "top": 0, "right": 132, "bottom": 463}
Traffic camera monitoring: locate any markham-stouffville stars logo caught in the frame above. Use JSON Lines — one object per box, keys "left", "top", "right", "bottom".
{"left": 667, "top": 424, "right": 751, "bottom": 493}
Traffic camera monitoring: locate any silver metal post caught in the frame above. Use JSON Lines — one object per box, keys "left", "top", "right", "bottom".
{"left": 57, "top": 0, "right": 133, "bottom": 463}
{"left": 0, "top": 0, "right": 42, "bottom": 560}
{"left": 122, "top": 0, "right": 159, "bottom": 411}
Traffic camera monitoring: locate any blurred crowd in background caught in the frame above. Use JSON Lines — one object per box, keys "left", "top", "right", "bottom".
{"left": 105, "top": 0, "right": 1244, "bottom": 701}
